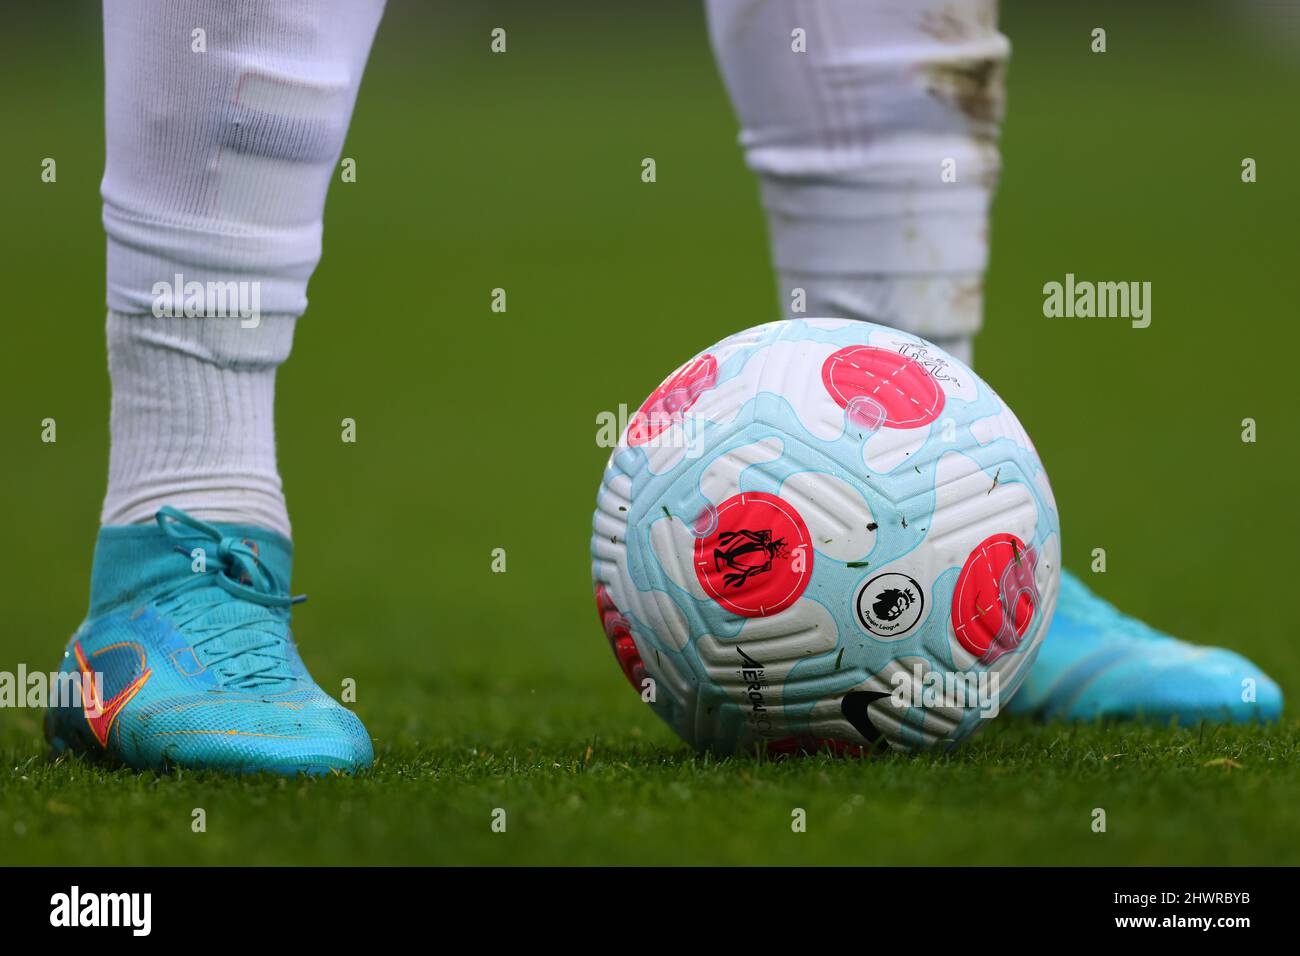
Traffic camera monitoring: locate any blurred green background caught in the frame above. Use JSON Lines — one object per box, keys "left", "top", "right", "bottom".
{"left": 1, "top": 0, "right": 1298, "bottom": 865}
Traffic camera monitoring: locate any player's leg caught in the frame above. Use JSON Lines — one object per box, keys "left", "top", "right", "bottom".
{"left": 45, "top": 0, "right": 387, "bottom": 774}
{"left": 705, "top": 0, "right": 1281, "bottom": 723}
{"left": 705, "top": 0, "right": 1002, "bottom": 366}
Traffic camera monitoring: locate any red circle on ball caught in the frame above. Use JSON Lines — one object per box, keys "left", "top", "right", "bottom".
{"left": 627, "top": 354, "right": 718, "bottom": 446}
{"left": 821, "top": 345, "right": 944, "bottom": 429}
{"left": 693, "top": 492, "right": 812, "bottom": 617}
{"left": 595, "top": 584, "right": 648, "bottom": 691}
{"left": 951, "top": 533, "right": 1036, "bottom": 659}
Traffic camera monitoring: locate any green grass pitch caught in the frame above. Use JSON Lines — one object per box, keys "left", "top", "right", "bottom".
{"left": 1, "top": 1, "right": 1298, "bottom": 865}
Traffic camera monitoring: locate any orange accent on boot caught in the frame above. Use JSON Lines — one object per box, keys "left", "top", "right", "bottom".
{"left": 74, "top": 641, "right": 152, "bottom": 748}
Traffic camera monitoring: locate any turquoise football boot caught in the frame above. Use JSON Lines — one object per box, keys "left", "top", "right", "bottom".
{"left": 1008, "top": 570, "right": 1282, "bottom": 724}
{"left": 45, "top": 507, "right": 373, "bottom": 775}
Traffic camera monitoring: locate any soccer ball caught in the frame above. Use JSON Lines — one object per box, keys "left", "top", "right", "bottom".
{"left": 590, "top": 319, "right": 1060, "bottom": 754}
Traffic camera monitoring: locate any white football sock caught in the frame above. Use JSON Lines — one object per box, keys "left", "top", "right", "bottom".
{"left": 777, "top": 273, "right": 981, "bottom": 366}
{"left": 706, "top": 0, "right": 1008, "bottom": 365}
{"left": 99, "top": 0, "right": 386, "bottom": 535}
{"left": 103, "top": 312, "right": 296, "bottom": 537}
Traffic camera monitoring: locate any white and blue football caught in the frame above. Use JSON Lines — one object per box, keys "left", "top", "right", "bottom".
{"left": 591, "top": 319, "right": 1060, "bottom": 754}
